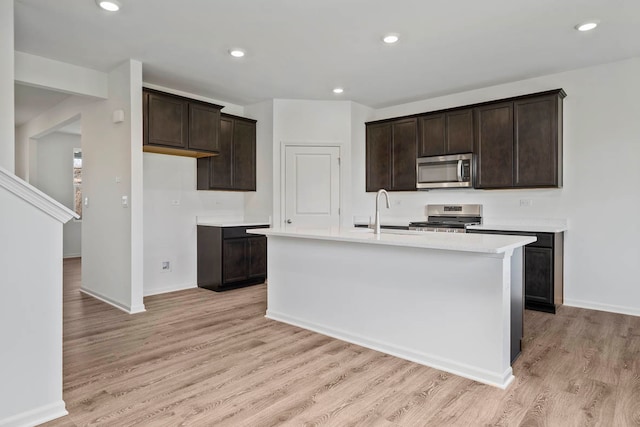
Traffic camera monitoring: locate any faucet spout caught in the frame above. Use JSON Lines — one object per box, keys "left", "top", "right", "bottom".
{"left": 373, "top": 189, "right": 390, "bottom": 234}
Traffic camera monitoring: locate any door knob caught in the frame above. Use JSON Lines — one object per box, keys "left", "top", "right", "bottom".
{"left": 286, "top": 219, "right": 292, "bottom": 224}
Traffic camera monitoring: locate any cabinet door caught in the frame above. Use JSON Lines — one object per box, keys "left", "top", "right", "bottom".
{"left": 233, "top": 119, "right": 257, "bottom": 191}
{"left": 222, "top": 239, "right": 248, "bottom": 284}
{"left": 446, "top": 108, "right": 474, "bottom": 154}
{"left": 209, "top": 116, "right": 234, "bottom": 189}
{"left": 390, "top": 118, "right": 417, "bottom": 191}
{"left": 247, "top": 236, "right": 267, "bottom": 279}
{"left": 365, "top": 123, "right": 391, "bottom": 192}
{"left": 189, "top": 102, "right": 221, "bottom": 152}
{"left": 514, "top": 94, "right": 560, "bottom": 187}
{"left": 524, "top": 246, "right": 554, "bottom": 306}
{"left": 418, "top": 114, "right": 445, "bottom": 157}
{"left": 475, "top": 102, "right": 514, "bottom": 188}
{"left": 145, "top": 92, "right": 189, "bottom": 148}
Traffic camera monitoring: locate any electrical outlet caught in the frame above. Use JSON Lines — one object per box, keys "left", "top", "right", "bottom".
{"left": 170, "top": 199, "right": 180, "bottom": 206}
{"left": 161, "top": 261, "right": 171, "bottom": 272}
{"left": 519, "top": 199, "right": 533, "bottom": 207}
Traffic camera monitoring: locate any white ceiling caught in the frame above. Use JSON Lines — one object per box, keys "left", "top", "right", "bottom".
{"left": 13, "top": 0, "right": 640, "bottom": 110}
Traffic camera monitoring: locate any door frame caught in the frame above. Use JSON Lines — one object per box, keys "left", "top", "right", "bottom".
{"left": 279, "top": 141, "right": 343, "bottom": 227}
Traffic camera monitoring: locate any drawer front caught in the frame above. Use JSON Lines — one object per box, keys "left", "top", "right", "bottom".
{"left": 222, "top": 224, "right": 269, "bottom": 239}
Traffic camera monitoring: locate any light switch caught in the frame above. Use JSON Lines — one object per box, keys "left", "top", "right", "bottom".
{"left": 122, "top": 195, "right": 129, "bottom": 208}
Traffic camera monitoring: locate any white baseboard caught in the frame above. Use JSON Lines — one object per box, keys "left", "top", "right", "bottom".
{"left": 63, "top": 253, "right": 81, "bottom": 259}
{"left": 0, "top": 400, "right": 67, "bottom": 427}
{"left": 266, "top": 310, "right": 514, "bottom": 389}
{"left": 144, "top": 283, "right": 197, "bottom": 297}
{"left": 80, "top": 287, "right": 146, "bottom": 315}
{"left": 564, "top": 299, "right": 640, "bottom": 317}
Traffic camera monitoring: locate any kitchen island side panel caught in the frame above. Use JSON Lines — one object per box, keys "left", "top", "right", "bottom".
{"left": 264, "top": 235, "right": 516, "bottom": 388}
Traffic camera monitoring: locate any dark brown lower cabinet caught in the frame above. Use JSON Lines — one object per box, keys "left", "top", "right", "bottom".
{"left": 467, "top": 229, "right": 564, "bottom": 313}
{"left": 197, "top": 225, "right": 268, "bottom": 291}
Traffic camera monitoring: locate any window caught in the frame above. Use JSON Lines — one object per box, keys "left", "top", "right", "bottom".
{"left": 73, "top": 149, "right": 82, "bottom": 219}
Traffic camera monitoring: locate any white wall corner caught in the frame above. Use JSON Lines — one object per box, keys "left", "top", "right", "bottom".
{"left": 0, "top": 0, "right": 15, "bottom": 173}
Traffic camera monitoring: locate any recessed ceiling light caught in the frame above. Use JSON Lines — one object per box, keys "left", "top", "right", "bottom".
{"left": 229, "top": 49, "right": 246, "bottom": 58}
{"left": 575, "top": 21, "right": 599, "bottom": 31}
{"left": 333, "top": 88, "right": 344, "bottom": 94}
{"left": 96, "top": 0, "right": 121, "bottom": 12}
{"left": 382, "top": 34, "right": 399, "bottom": 44}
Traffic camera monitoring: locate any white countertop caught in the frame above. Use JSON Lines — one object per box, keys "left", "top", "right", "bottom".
{"left": 197, "top": 217, "right": 270, "bottom": 227}
{"left": 248, "top": 226, "right": 535, "bottom": 254}
{"left": 468, "top": 223, "right": 567, "bottom": 233}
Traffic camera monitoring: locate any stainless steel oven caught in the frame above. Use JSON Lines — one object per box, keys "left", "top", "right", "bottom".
{"left": 416, "top": 153, "right": 473, "bottom": 189}
{"left": 409, "top": 204, "right": 482, "bottom": 233}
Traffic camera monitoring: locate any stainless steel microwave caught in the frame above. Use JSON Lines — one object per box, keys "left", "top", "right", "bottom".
{"left": 416, "top": 153, "right": 473, "bottom": 189}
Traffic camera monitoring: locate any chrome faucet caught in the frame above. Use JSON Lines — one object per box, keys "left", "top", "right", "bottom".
{"left": 372, "top": 189, "right": 390, "bottom": 234}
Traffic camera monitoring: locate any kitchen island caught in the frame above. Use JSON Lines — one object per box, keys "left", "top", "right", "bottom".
{"left": 248, "top": 226, "right": 535, "bottom": 389}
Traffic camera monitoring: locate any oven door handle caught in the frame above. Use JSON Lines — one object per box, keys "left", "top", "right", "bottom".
{"left": 456, "top": 160, "right": 463, "bottom": 182}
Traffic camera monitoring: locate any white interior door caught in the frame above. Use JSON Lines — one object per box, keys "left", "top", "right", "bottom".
{"left": 284, "top": 145, "right": 340, "bottom": 227}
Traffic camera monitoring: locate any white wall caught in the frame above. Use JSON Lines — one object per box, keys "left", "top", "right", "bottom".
{"left": 15, "top": 51, "right": 108, "bottom": 99}
{"left": 350, "top": 101, "right": 375, "bottom": 223}
{"left": 352, "top": 57, "right": 640, "bottom": 316}
{"left": 32, "top": 132, "right": 82, "bottom": 257}
{"left": 80, "top": 60, "right": 144, "bottom": 313}
{"left": 15, "top": 58, "right": 144, "bottom": 314}
{"left": 0, "top": 186, "right": 69, "bottom": 426}
{"left": 0, "top": 0, "right": 14, "bottom": 172}
{"left": 272, "top": 99, "right": 353, "bottom": 227}
{"left": 244, "top": 100, "right": 274, "bottom": 223}
{"left": 143, "top": 153, "right": 244, "bottom": 295}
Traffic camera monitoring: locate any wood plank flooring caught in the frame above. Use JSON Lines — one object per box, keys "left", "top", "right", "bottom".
{"left": 42, "top": 258, "right": 640, "bottom": 426}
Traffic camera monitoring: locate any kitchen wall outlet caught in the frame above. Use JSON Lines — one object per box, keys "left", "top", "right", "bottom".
{"left": 115, "top": 176, "right": 121, "bottom": 184}
{"left": 122, "top": 195, "right": 129, "bottom": 208}
{"left": 170, "top": 199, "right": 180, "bottom": 206}
{"left": 161, "top": 261, "right": 171, "bottom": 272}
{"left": 84, "top": 197, "right": 89, "bottom": 207}
{"left": 519, "top": 199, "right": 533, "bottom": 207}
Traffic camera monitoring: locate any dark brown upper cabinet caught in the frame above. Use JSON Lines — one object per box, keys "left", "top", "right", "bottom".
{"left": 474, "top": 102, "right": 515, "bottom": 188}
{"left": 475, "top": 90, "right": 565, "bottom": 189}
{"left": 143, "top": 88, "right": 222, "bottom": 158}
{"left": 418, "top": 108, "right": 473, "bottom": 157}
{"left": 365, "top": 118, "right": 417, "bottom": 192}
{"left": 366, "top": 89, "right": 565, "bottom": 191}
{"left": 514, "top": 93, "right": 563, "bottom": 188}
{"left": 197, "top": 113, "right": 257, "bottom": 191}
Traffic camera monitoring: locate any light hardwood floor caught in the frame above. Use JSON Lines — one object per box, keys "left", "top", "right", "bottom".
{"left": 42, "top": 258, "right": 640, "bottom": 426}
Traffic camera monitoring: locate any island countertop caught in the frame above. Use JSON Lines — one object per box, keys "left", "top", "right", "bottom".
{"left": 248, "top": 226, "right": 535, "bottom": 254}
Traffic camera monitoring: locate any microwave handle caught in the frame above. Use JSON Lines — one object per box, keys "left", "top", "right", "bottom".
{"left": 457, "top": 160, "right": 463, "bottom": 182}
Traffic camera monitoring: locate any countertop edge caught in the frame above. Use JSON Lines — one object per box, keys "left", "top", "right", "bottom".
{"left": 248, "top": 228, "right": 536, "bottom": 255}
{"left": 467, "top": 224, "right": 568, "bottom": 233}
{"left": 197, "top": 222, "right": 270, "bottom": 227}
